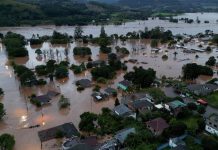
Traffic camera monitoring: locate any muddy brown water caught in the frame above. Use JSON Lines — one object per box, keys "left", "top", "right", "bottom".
{"left": 0, "top": 12, "right": 218, "bottom": 150}
{"left": 0, "top": 13, "right": 217, "bottom": 39}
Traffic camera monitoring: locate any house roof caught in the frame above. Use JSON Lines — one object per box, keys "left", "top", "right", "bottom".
{"left": 115, "top": 128, "right": 136, "bottom": 144}
{"left": 146, "top": 117, "right": 169, "bottom": 132}
{"left": 104, "top": 87, "right": 116, "bottom": 95}
{"left": 118, "top": 80, "right": 131, "bottom": 87}
{"left": 46, "top": 90, "right": 60, "bottom": 98}
{"left": 113, "top": 104, "right": 133, "bottom": 117}
{"left": 34, "top": 95, "right": 51, "bottom": 104}
{"left": 38, "top": 122, "right": 79, "bottom": 142}
{"left": 187, "top": 84, "right": 218, "bottom": 96}
{"left": 81, "top": 136, "right": 98, "bottom": 148}
{"left": 77, "top": 79, "right": 92, "bottom": 88}
{"left": 129, "top": 99, "right": 153, "bottom": 110}
{"left": 168, "top": 100, "right": 186, "bottom": 109}
{"left": 208, "top": 113, "right": 218, "bottom": 123}
{"left": 91, "top": 92, "right": 107, "bottom": 101}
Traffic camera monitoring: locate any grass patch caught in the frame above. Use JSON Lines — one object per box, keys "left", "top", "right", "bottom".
{"left": 206, "top": 92, "right": 218, "bottom": 108}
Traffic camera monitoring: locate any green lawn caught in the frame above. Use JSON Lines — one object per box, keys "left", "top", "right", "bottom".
{"left": 180, "top": 116, "right": 200, "bottom": 132}
{"left": 206, "top": 92, "right": 218, "bottom": 108}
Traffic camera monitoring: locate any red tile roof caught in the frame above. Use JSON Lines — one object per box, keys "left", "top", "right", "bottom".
{"left": 146, "top": 117, "right": 169, "bottom": 132}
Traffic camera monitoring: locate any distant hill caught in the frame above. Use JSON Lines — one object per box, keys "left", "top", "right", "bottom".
{"left": 118, "top": 0, "right": 218, "bottom": 11}
{"left": 89, "top": 0, "right": 118, "bottom": 4}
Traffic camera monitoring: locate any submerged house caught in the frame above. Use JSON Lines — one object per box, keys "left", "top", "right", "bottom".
{"left": 104, "top": 87, "right": 117, "bottom": 96}
{"left": 91, "top": 92, "right": 108, "bottom": 102}
{"left": 76, "top": 79, "right": 92, "bottom": 88}
{"left": 31, "top": 90, "right": 60, "bottom": 106}
{"left": 32, "top": 95, "right": 51, "bottom": 106}
{"left": 117, "top": 80, "right": 132, "bottom": 91}
{"left": 38, "top": 122, "right": 79, "bottom": 142}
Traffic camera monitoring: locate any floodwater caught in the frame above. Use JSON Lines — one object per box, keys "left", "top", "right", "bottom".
{"left": 0, "top": 13, "right": 217, "bottom": 39}
{"left": 0, "top": 13, "right": 218, "bottom": 150}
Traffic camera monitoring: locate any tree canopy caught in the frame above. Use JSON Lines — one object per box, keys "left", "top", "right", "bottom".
{"left": 0, "top": 134, "right": 15, "bottom": 150}
{"left": 124, "top": 67, "right": 156, "bottom": 88}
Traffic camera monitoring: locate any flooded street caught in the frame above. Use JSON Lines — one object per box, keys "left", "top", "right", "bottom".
{"left": 0, "top": 12, "right": 218, "bottom": 150}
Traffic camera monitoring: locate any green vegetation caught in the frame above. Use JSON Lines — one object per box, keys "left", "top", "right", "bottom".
{"left": 91, "top": 65, "right": 116, "bottom": 80}
{"left": 182, "top": 63, "right": 213, "bottom": 80}
{"left": 124, "top": 67, "right": 156, "bottom": 88}
{"left": 206, "top": 92, "right": 218, "bottom": 108}
{"left": 35, "top": 65, "right": 48, "bottom": 76}
{"left": 74, "top": 26, "right": 83, "bottom": 39}
{"left": 50, "top": 31, "right": 70, "bottom": 44}
{"left": 0, "top": 0, "right": 151, "bottom": 27}
{"left": 151, "top": 39, "right": 159, "bottom": 48}
{"left": 0, "top": 103, "right": 5, "bottom": 120}
{"left": 70, "top": 63, "right": 86, "bottom": 74}
{"left": 30, "top": 94, "right": 41, "bottom": 107}
{"left": 2, "top": 32, "right": 28, "bottom": 57}
{"left": 58, "top": 95, "right": 70, "bottom": 109}
{"left": 13, "top": 65, "right": 36, "bottom": 86}
{"left": 0, "top": 88, "right": 3, "bottom": 96}
{"left": 201, "top": 134, "right": 218, "bottom": 150}
{"left": 73, "top": 47, "right": 92, "bottom": 56}
{"left": 205, "top": 56, "right": 216, "bottom": 66}
{"left": 0, "top": 133, "right": 15, "bottom": 150}
{"left": 115, "top": 46, "right": 130, "bottom": 55}
{"left": 79, "top": 112, "right": 98, "bottom": 133}
{"left": 55, "top": 66, "right": 69, "bottom": 79}
{"left": 212, "top": 34, "right": 218, "bottom": 45}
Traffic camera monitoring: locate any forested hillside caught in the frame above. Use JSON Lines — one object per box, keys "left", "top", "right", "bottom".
{"left": 118, "top": 0, "right": 218, "bottom": 12}
{"left": 0, "top": 0, "right": 217, "bottom": 27}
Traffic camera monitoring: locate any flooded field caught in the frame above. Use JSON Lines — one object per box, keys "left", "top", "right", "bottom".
{"left": 0, "top": 12, "right": 218, "bottom": 150}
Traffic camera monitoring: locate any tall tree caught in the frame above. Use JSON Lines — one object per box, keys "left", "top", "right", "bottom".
{"left": 74, "top": 26, "right": 83, "bottom": 39}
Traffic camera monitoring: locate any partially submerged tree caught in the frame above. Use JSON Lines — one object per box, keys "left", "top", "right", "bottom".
{"left": 0, "top": 134, "right": 15, "bottom": 150}
{"left": 58, "top": 95, "right": 70, "bottom": 109}
{"left": 0, "top": 103, "right": 6, "bottom": 120}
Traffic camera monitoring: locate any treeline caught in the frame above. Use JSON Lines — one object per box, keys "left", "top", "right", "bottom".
{"left": 118, "top": 0, "right": 218, "bottom": 12}
{"left": 0, "top": 0, "right": 150, "bottom": 27}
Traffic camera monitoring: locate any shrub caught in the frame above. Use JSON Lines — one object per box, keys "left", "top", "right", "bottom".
{"left": 73, "top": 47, "right": 92, "bottom": 56}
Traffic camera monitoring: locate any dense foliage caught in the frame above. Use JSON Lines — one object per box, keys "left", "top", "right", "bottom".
{"left": 91, "top": 65, "right": 116, "bottom": 80}
{"left": 182, "top": 63, "right": 213, "bottom": 80}
{"left": 0, "top": 134, "right": 15, "bottom": 150}
{"left": 73, "top": 47, "right": 92, "bottom": 56}
{"left": 2, "top": 32, "right": 28, "bottom": 57}
{"left": 50, "top": 31, "right": 70, "bottom": 44}
{"left": 124, "top": 67, "right": 156, "bottom": 88}
{"left": 0, "top": 103, "right": 5, "bottom": 120}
